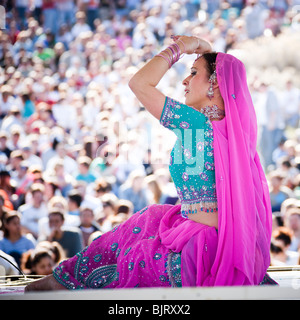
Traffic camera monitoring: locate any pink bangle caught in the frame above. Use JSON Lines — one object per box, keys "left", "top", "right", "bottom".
{"left": 156, "top": 53, "right": 172, "bottom": 68}
{"left": 168, "top": 43, "right": 180, "bottom": 64}
{"left": 156, "top": 43, "right": 182, "bottom": 68}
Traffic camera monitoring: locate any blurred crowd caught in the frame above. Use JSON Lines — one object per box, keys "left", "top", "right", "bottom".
{"left": 0, "top": 0, "right": 300, "bottom": 278}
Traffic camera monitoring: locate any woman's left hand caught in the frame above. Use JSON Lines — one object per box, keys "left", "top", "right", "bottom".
{"left": 172, "top": 35, "right": 212, "bottom": 55}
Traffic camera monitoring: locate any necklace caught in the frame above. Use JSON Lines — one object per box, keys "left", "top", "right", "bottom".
{"left": 200, "top": 105, "right": 225, "bottom": 121}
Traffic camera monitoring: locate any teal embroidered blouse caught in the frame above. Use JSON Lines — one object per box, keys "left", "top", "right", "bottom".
{"left": 160, "top": 96, "right": 221, "bottom": 218}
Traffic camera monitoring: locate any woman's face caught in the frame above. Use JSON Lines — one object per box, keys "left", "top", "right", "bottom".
{"left": 182, "top": 57, "right": 210, "bottom": 109}
{"left": 33, "top": 256, "right": 54, "bottom": 275}
{"left": 5, "top": 216, "right": 21, "bottom": 236}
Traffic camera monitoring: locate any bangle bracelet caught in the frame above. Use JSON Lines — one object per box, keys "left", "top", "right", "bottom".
{"left": 156, "top": 53, "right": 172, "bottom": 68}
{"left": 156, "top": 42, "right": 182, "bottom": 68}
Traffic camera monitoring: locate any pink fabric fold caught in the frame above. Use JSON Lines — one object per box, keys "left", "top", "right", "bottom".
{"left": 210, "top": 53, "right": 272, "bottom": 285}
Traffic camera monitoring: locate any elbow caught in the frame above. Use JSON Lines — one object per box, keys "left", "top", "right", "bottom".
{"left": 128, "top": 75, "right": 140, "bottom": 93}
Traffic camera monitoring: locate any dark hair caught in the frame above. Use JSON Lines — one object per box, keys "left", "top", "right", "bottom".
{"left": 272, "top": 227, "right": 292, "bottom": 247}
{"left": 3, "top": 211, "right": 21, "bottom": 238}
{"left": 68, "top": 190, "right": 83, "bottom": 207}
{"left": 270, "top": 242, "right": 283, "bottom": 254}
{"left": 201, "top": 52, "right": 218, "bottom": 77}
{"left": 48, "top": 208, "right": 65, "bottom": 221}
{"left": 25, "top": 250, "right": 52, "bottom": 273}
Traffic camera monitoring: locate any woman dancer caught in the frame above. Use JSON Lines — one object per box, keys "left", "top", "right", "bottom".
{"left": 25, "top": 36, "right": 275, "bottom": 291}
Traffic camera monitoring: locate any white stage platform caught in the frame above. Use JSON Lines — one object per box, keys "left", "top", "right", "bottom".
{"left": 1, "top": 285, "right": 299, "bottom": 300}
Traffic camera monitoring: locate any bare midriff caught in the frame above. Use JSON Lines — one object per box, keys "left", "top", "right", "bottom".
{"left": 187, "top": 210, "right": 218, "bottom": 228}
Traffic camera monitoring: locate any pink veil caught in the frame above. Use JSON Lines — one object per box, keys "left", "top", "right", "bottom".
{"left": 210, "top": 52, "right": 273, "bottom": 285}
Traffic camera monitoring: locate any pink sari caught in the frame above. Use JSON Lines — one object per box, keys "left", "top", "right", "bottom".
{"left": 53, "top": 53, "right": 273, "bottom": 289}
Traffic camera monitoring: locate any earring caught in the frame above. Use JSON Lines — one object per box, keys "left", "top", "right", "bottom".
{"left": 207, "top": 71, "right": 217, "bottom": 100}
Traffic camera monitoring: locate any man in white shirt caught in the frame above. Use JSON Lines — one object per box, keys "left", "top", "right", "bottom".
{"left": 19, "top": 183, "right": 48, "bottom": 239}
{"left": 71, "top": 11, "right": 91, "bottom": 40}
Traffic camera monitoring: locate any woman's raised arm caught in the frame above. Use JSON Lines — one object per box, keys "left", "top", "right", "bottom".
{"left": 128, "top": 36, "right": 212, "bottom": 120}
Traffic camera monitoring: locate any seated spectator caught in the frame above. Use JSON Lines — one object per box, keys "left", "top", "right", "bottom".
{"left": 37, "top": 240, "right": 66, "bottom": 267}
{"left": 46, "top": 158, "right": 74, "bottom": 197}
{"left": 268, "top": 170, "right": 294, "bottom": 212}
{"left": 71, "top": 11, "right": 91, "bottom": 39}
{"left": 271, "top": 227, "right": 299, "bottom": 266}
{"left": 94, "top": 177, "right": 113, "bottom": 198}
{"left": 42, "top": 208, "right": 83, "bottom": 258}
{"left": 145, "top": 174, "right": 167, "bottom": 204}
{"left": 1, "top": 105, "right": 23, "bottom": 134}
{"left": 115, "top": 199, "right": 134, "bottom": 217}
{"left": 79, "top": 206, "right": 101, "bottom": 247}
{"left": 95, "top": 193, "right": 118, "bottom": 232}
{"left": 0, "top": 211, "right": 35, "bottom": 266}
{"left": 75, "top": 156, "right": 96, "bottom": 184}
{"left": 0, "top": 131, "right": 12, "bottom": 159}
{"left": 119, "top": 169, "right": 149, "bottom": 213}
{"left": 285, "top": 208, "right": 300, "bottom": 252}
{"left": 22, "top": 248, "right": 55, "bottom": 276}
{"left": 38, "top": 195, "right": 68, "bottom": 241}
{"left": 19, "top": 183, "right": 48, "bottom": 239}
{"left": 64, "top": 189, "right": 83, "bottom": 227}
{"left": 32, "top": 41, "right": 55, "bottom": 64}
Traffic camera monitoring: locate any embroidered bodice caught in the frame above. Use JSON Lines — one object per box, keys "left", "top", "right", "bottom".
{"left": 160, "top": 97, "right": 225, "bottom": 218}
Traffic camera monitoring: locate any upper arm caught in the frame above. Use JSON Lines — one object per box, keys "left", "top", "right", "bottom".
{"left": 129, "top": 80, "right": 166, "bottom": 120}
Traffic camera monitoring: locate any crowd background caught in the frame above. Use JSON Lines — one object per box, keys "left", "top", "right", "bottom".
{"left": 0, "top": 0, "right": 300, "bottom": 278}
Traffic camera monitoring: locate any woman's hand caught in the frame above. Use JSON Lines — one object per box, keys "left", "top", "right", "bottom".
{"left": 172, "top": 35, "right": 212, "bottom": 55}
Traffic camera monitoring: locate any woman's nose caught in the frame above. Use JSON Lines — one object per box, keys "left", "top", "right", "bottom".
{"left": 182, "top": 76, "right": 190, "bottom": 86}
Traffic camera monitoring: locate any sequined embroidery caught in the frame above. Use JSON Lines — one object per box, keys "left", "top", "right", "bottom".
{"left": 160, "top": 97, "right": 220, "bottom": 218}
{"left": 166, "top": 251, "right": 182, "bottom": 288}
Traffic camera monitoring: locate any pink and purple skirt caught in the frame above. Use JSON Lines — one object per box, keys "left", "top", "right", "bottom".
{"left": 53, "top": 204, "right": 276, "bottom": 289}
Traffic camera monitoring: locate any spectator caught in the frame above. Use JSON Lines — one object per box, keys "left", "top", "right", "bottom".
{"left": 115, "top": 199, "right": 134, "bottom": 217}
{"left": 21, "top": 142, "right": 43, "bottom": 168}
{"left": 43, "top": 208, "right": 83, "bottom": 258}
{"left": 279, "top": 79, "right": 300, "bottom": 128}
{"left": 269, "top": 171, "right": 294, "bottom": 212}
{"left": 0, "top": 131, "right": 12, "bottom": 159}
{"left": 95, "top": 193, "right": 118, "bottom": 232}
{"left": 71, "top": 11, "right": 91, "bottom": 40}
{"left": 145, "top": 174, "right": 167, "bottom": 204}
{"left": 0, "top": 85, "right": 16, "bottom": 121}
{"left": 56, "top": 0, "right": 75, "bottom": 29}
{"left": 242, "top": 0, "right": 266, "bottom": 39}
{"left": 38, "top": 195, "right": 68, "bottom": 240}
{"left": 22, "top": 248, "right": 55, "bottom": 275}
{"left": 1, "top": 106, "right": 23, "bottom": 134}
{"left": 75, "top": 156, "right": 96, "bottom": 184}
{"left": 47, "top": 159, "right": 75, "bottom": 197}
{"left": 42, "top": 0, "right": 57, "bottom": 34}
{"left": 19, "top": 183, "right": 48, "bottom": 239}
{"left": 119, "top": 169, "right": 149, "bottom": 213}
{"left": 0, "top": 211, "right": 35, "bottom": 266}
{"left": 256, "top": 81, "right": 285, "bottom": 169}
{"left": 93, "top": 177, "right": 113, "bottom": 198}
{"left": 285, "top": 208, "right": 300, "bottom": 252}
{"left": 271, "top": 227, "right": 299, "bottom": 266}
{"left": 32, "top": 41, "right": 55, "bottom": 64}
{"left": 65, "top": 189, "right": 83, "bottom": 227}
{"left": 37, "top": 240, "right": 66, "bottom": 266}
{"left": 79, "top": 206, "right": 101, "bottom": 247}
